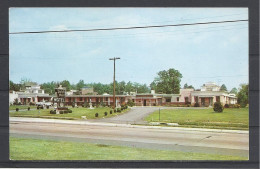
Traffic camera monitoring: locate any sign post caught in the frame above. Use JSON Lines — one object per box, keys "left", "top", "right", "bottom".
{"left": 54, "top": 85, "right": 68, "bottom": 113}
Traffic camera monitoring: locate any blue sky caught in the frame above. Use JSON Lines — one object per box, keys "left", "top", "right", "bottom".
{"left": 9, "top": 8, "right": 248, "bottom": 90}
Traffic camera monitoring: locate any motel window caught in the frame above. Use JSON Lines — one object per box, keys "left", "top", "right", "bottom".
{"left": 216, "top": 96, "right": 220, "bottom": 102}
{"left": 166, "top": 98, "right": 171, "bottom": 102}
{"left": 79, "top": 97, "right": 82, "bottom": 101}
{"left": 185, "top": 97, "right": 189, "bottom": 103}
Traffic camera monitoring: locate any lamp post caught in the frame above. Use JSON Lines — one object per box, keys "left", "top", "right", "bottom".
{"left": 109, "top": 57, "right": 120, "bottom": 110}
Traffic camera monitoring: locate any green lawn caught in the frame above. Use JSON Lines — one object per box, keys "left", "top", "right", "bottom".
{"left": 9, "top": 105, "right": 37, "bottom": 110}
{"left": 9, "top": 107, "right": 130, "bottom": 119}
{"left": 10, "top": 137, "right": 247, "bottom": 160}
{"left": 145, "top": 108, "right": 249, "bottom": 130}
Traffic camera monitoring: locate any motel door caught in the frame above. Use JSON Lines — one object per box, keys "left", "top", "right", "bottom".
{"left": 143, "top": 100, "right": 147, "bottom": 106}
{"left": 201, "top": 98, "right": 205, "bottom": 107}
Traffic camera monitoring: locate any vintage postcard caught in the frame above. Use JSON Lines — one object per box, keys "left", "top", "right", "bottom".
{"left": 9, "top": 8, "right": 249, "bottom": 160}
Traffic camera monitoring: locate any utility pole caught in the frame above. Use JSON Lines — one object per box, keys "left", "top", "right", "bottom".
{"left": 109, "top": 57, "right": 120, "bottom": 110}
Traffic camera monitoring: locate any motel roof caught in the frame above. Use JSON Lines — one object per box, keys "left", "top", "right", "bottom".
{"left": 191, "top": 91, "right": 237, "bottom": 98}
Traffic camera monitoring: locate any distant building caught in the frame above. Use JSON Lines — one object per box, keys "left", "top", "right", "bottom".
{"left": 11, "top": 84, "right": 52, "bottom": 105}
{"left": 66, "top": 90, "right": 79, "bottom": 96}
{"left": 81, "top": 87, "right": 97, "bottom": 95}
{"left": 191, "top": 82, "right": 237, "bottom": 107}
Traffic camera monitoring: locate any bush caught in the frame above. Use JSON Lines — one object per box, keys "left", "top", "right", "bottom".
{"left": 224, "top": 104, "right": 229, "bottom": 108}
{"left": 37, "top": 106, "right": 39, "bottom": 110}
{"left": 234, "top": 104, "right": 241, "bottom": 108}
{"left": 121, "top": 107, "right": 124, "bottom": 111}
{"left": 84, "top": 102, "right": 90, "bottom": 108}
{"left": 68, "top": 109, "right": 72, "bottom": 113}
{"left": 29, "top": 102, "right": 35, "bottom": 106}
{"left": 194, "top": 102, "right": 200, "bottom": 107}
{"left": 104, "top": 112, "right": 108, "bottom": 116}
{"left": 110, "top": 110, "right": 113, "bottom": 114}
{"left": 16, "top": 108, "right": 19, "bottom": 112}
{"left": 72, "top": 102, "right": 75, "bottom": 108}
{"left": 114, "top": 109, "right": 117, "bottom": 113}
{"left": 60, "top": 110, "right": 64, "bottom": 114}
{"left": 213, "top": 102, "right": 224, "bottom": 112}
{"left": 46, "top": 105, "right": 49, "bottom": 109}
{"left": 50, "top": 110, "right": 56, "bottom": 114}
{"left": 64, "top": 110, "right": 69, "bottom": 114}
{"left": 95, "top": 113, "right": 99, "bottom": 117}
{"left": 27, "top": 107, "right": 30, "bottom": 111}
{"left": 127, "top": 99, "right": 135, "bottom": 107}
{"left": 187, "top": 104, "right": 191, "bottom": 107}
{"left": 117, "top": 109, "right": 121, "bottom": 113}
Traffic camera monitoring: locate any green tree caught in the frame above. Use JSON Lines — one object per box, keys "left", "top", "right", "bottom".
{"left": 220, "top": 84, "right": 227, "bottom": 91}
{"left": 76, "top": 80, "right": 85, "bottom": 91}
{"left": 118, "top": 81, "right": 126, "bottom": 94}
{"left": 9, "top": 81, "right": 21, "bottom": 91}
{"left": 125, "top": 81, "right": 134, "bottom": 94}
{"left": 41, "top": 81, "right": 58, "bottom": 94}
{"left": 183, "top": 83, "right": 194, "bottom": 89}
{"left": 150, "top": 68, "right": 182, "bottom": 94}
{"left": 237, "top": 84, "right": 248, "bottom": 108}
{"left": 137, "top": 84, "right": 150, "bottom": 93}
{"left": 230, "top": 87, "right": 238, "bottom": 94}
{"left": 60, "top": 80, "right": 71, "bottom": 91}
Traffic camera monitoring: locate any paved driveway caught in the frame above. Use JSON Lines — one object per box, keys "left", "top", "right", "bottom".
{"left": 89, "top": 107, "right": 160, "bottom": 124}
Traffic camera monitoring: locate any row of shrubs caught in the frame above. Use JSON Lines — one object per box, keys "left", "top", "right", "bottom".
{"left": 50, "top": 109, "right": 73, "bottom": 114}
{"left": 214, "top": 102, "right": 241, "bottom": 112}
{"left": 94, "top": 106, "right": 129, "bottom": 117}
{"left": 194, "top": 102, "right": 241, "bottom": 108}
{"left": 164, "top": 103, "right": 193, "bottom": 107}
{"left": 224, "top": 104, "right": 241, "bottom": 108}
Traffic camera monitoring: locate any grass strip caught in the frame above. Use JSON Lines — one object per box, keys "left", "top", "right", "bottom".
{"left": 10, "top": 137, "right": 247, "bottom": 160}
{"left": 10, "top": 107, "right": 130, "bottom": 120}
{"left": 145, "top": 108, "right": 248, "bottom": 129}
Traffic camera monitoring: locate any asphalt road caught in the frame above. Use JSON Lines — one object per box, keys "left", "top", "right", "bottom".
{"left": 10, "top": 120, "right": 249, "bottom": 157}
{"left": 89, "top": 107, "right": 159, "bottom": 124}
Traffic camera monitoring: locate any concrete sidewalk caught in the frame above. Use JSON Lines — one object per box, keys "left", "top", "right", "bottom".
{"left": 10, "top": 117, "right": 248, "bottom": 134}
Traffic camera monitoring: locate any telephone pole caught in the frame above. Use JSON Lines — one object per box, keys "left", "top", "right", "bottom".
{"left": 109, "top": 57, "right": 120, "bottom": 110}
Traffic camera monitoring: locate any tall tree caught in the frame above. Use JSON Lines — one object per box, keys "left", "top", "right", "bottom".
{"left": 125, "top": 81, "right": 134, "bottom": 94}
{"left": 183, "top": 83, "right": 194, "bottom": 89}
{"left": 237, "top": 84, "right": 248, "bottom": 108}
{"left": 230, "top": 87, "right": 238, "bottom": 94}
{"left": 9, "top": 80, "right": 21, "bottom": 91}
{"left": 220, "top": 84, "right": 227, "bottom": 91}
{"left": 137, "top": 84, "right": 150, "bottom": 93}
{"left": 41, "top": 81, "right": 58, "bottom": 95}
{"left": 60, "top": 80, "right": 71, "bottom": 91}
{"left": 76, "top": 80, "right": 85, "bottom": 91}
{"left": 118, "top": 81, "right": 126, "bottom": 94}
{"left": 150, "top": 68, "right": 182, "bottom": 94}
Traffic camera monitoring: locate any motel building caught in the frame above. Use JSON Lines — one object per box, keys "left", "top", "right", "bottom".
{"left": 10, "top": 82, "right": 237, "bottom": 107}
{"left": 191, "top": 82, "right": 237, "bottom": 107}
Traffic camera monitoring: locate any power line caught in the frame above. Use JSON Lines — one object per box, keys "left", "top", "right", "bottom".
{"left": 10, "top": 19, "right": 248, "bottom": 35}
